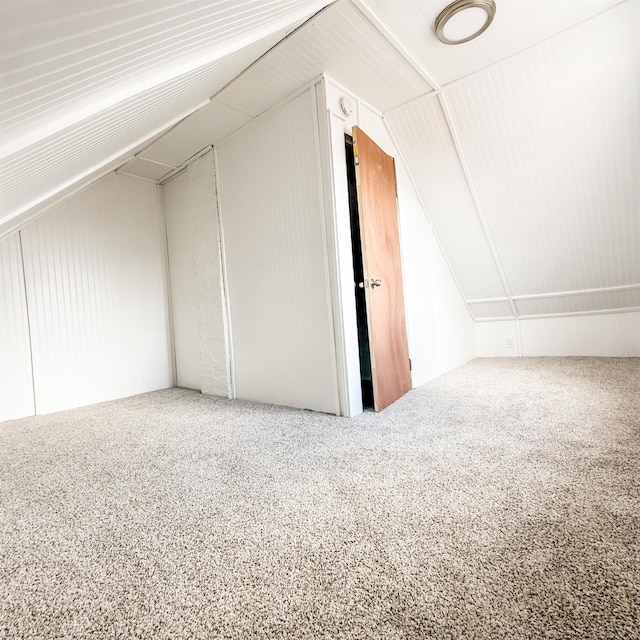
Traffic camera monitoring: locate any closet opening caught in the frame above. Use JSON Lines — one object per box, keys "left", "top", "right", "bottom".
{"left": 345, "top": 134, "right": 373, "bottom": 410}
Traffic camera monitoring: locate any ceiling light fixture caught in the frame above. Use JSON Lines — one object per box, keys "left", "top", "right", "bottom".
{"left": 434, "top": 0, "right": 496, "bottom": 45}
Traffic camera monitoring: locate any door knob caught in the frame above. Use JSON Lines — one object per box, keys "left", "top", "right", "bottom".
{"left": 357, "top": 279, "right": 382, "bottom": 288}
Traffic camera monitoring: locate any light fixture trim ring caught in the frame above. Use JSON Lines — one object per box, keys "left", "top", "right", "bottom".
{"left": 434, "top": 0, "right": 496, "bottom": 45}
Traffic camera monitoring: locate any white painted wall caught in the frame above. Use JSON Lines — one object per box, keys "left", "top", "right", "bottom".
{"left": 163, "top": 170, "right": 199, "bottom": 389}
{"left": 0, "top": 233, "right": 35, "bottom": 421}
{"left": 217, "top": 87, "right": 340, "bottom": 414}
{"left": 475, "top": 320, "right": 519, "bottom": 358}
{"left": 318, "top": 76, "right": 475, "bottom": 413}
{"left": 15, "top": 173, "right": 172, "bottom": 415}
{"left": 476, "top": 312, "right": 640, "bottom": 357}
{"left": 521, "top": 313, "right": 640, "bottom": 357}
{"left": 382, "top": 2, "right": 639, "bottom": 320}
{"left": 163, "top": 151, "right": 230, "bottom": 395}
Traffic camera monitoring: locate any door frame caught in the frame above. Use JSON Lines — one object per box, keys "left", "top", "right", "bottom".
{"left": 314, "top": 75, "right": 412, "bottom": 416}
{"left": 352, "top": 125, "right": 412, "bottom": 411}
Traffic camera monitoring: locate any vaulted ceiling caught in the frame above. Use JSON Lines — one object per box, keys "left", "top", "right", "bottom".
{"left": 1, "top": 0, "right": 638, "bottom": 320}
{"left": 0, "top": 0, "right": 330, "bottom": 230}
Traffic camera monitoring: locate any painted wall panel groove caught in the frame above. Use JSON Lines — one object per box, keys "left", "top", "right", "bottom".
{"left": 0, "top": 0, "right": 329, "bottom": 150}
{"left": 215, "top": 1, "right": 431, "bottom": 118}
{"left": 442, "top": 2, "right": 638, "bottom": 300}
{"left": 357, "top": 0, "right": 619, "bottom": 88}
{"left": 468, "top": 300, "right": 514, "bottom": 320}
{"left": 0, "top": 31, "right": 290, "bottom": 226}
{"left": 385, "top": 94, "right": 507, "bottom": 300}
{"left": 217, "top": 88, "right": 339, "bottom": 413}
{"left": 19, "top": 173, "right": 172, "bottom": 414}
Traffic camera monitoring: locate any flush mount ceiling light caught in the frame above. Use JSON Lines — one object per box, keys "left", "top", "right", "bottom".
{"left": 434, "top": 0, "right": 496, "bottom": 45}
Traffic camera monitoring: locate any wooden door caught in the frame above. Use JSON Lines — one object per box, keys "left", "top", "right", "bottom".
{"left": 353, "top": 126, "right": 411, "bottom": 411}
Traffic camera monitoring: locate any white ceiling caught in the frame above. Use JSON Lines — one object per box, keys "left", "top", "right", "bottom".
{"left": 1, "top": 0, "right": 637, "bottom": 320}
{"left": 0, "top": 0, "right": 330, "bottom": 155}
{"left": 385, "top": 0, "right": 638, "bottom": 317}
{"left": 355, "top": 0, "right": 621, "bottom": 88}
{"left": 0, "top": 0, "right": 331, "bottom": 231}
{"left": 213, "top": 0, "right": 432, "bottom": 116}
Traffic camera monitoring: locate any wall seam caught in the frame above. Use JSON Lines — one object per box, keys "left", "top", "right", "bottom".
{"left": 437, "top": 92, "right": 519, "bottom": 321}
{"left": 17, "top": 230, "right": 38, "bottom": 414}
{"left": 212, "top": 146, "right": 235, "bottom": 399}
{"left": 350, "top": 0, "right": 441, "bottom": 91}
{"left": 156, "top": 184, "right": 177, "bottom": 386}
{"left": 382, "top": 116, "right": 477, "bottom": 324}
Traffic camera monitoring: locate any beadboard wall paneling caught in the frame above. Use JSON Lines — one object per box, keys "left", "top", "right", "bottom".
{"left": 119, "top": 158, "right": 174, "bottom": 182}
{"left": 215, "top": 1, "right": 431, "bottom": 118}
{"left": 0, "top": 232, "right": 35, "bottom": 421}
{"left": 20, "top": 173, "right": 172, "bottom": 414}
{"left": 385, "top": 94, "right": 507, "bottom": 300}
{"left": 395, "top": 150, "right": 476, "bottom": 384}
{"left": 423, "top": 224, "right": 478, "bottom": 377}
{"left": 0, "top": 0, "right": 329, "bottom": 155}
{"left": 468, "top": 300, "right": 514, "bottom": 319}
{"left": 356, "top": 0, "right": 620, "bottom": 88}
{"left": 217, "top": 88, "right": 339, "bottom": 414}
{"left": 442, "top": 1, "right": 639, "bottom": 298}
{"left": 2, "top": 0, "right": 637, "bottom": 348}
{"left": 319, "top": 77, "right": 475, "bottom": 399}
{"left": 0, "top": 25, "right": 300, "bottom": 228}
{"left": 141, "top": 102, "right": 251, "bottom": 168}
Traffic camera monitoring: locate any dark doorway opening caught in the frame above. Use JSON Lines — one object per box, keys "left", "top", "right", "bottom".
{"left": 345, "top": 134, "right": 373, "bottom": 410}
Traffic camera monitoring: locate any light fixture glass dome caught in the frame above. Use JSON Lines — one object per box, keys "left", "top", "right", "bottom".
{"left": 435, "top": 0, "right": 496, "bottom": 45}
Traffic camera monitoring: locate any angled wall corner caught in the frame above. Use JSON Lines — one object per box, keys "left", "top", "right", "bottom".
{"left": 0, "top": 232, "right": 35, "bottom": 421}
{"left": 0, "top": 172, "right": 173, "bottom": 420}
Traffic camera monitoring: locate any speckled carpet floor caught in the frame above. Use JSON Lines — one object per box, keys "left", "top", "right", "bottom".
{"left": 1, "top": 357, "right": 638, "bottom": 639}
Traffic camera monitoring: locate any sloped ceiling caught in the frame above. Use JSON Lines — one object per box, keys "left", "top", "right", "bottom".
{"left": 1, "top": 0, "right": 638, "bottom": 320}
{"left": 0, "top": 0, "right": 333, "bottom": 233}
{"left": 379, "top": 0, "right": 639, "bottom": 319}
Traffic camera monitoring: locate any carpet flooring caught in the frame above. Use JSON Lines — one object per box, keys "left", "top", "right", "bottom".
{"left": 1, "top": 357, "right": 638, "bottom": 639}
